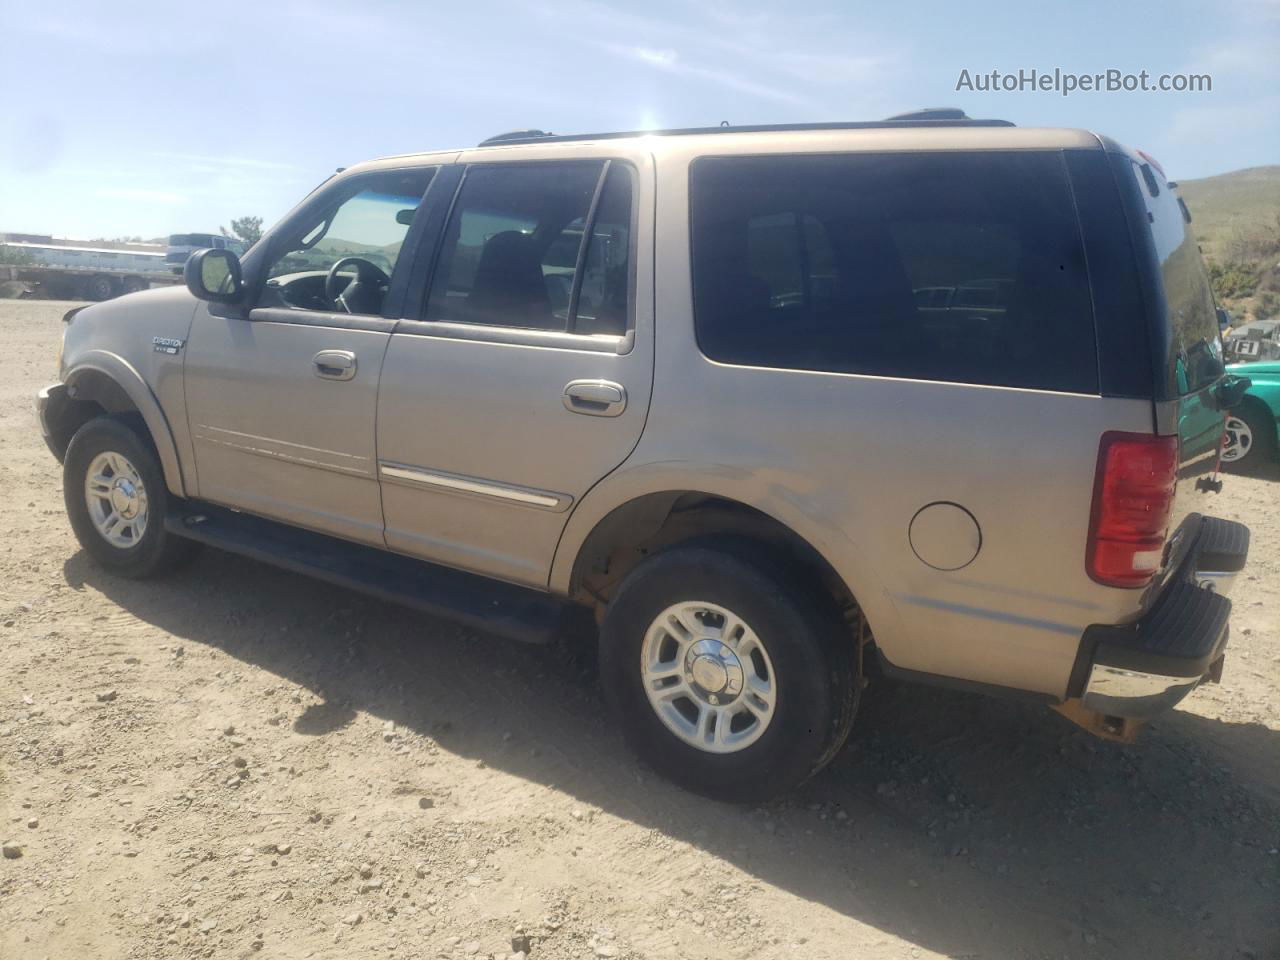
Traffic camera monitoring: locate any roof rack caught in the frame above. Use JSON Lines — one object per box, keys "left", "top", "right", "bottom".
{"left": 882, "top": 107, "right": 972, "bottom": 122}
{"left": 475, "top": 109, "right": 1012, "bottom": 147}
{"left": 477, "top": 129, "right": 555, "bottom": 147}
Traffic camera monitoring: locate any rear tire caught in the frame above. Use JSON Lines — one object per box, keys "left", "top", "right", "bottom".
{"left": 599, "top": 544, "right": 858, "bottom": 802}
{"left": 63, "top": 416, "right": 199, "bottom": 578}
{"left": 1222, "top": 402, "right": 1276, "bottom": 474}
{"left": 85, "top": 275, "right": 116, "bottom": 301}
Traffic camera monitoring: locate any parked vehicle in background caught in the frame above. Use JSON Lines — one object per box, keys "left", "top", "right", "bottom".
{"left": 165, "top": 233, "right": 246, "bottom": 275}
{"left": 37, "top": 111, "right": 1254, "bottom": 800}
{"left": 1222, "top": 360, "right": 1280, "bottom": 471}
{"left": 0, "top": 236, "right": 176, "bottom": 300}
{"left": 1224, "top": 319, "right": 1280, "bottom": 363}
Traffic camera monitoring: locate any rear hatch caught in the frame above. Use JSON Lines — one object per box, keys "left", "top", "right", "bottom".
{"left": 1110, "top": 148, "right": 1229, "bottom": 593}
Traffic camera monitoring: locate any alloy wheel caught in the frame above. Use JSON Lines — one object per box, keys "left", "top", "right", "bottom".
{"left": 639, "top": 601, "right": 777, "bottom": 754}
{"left": 83, "top": 450, "right": 149, "bottom": 548}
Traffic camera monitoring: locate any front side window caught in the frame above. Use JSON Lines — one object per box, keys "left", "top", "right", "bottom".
{"left": 691, "top": 151, "right": 1098, "bottom": 393}
{"left": 258, "top": 168, "right": 435, "bottom": 315}
{"left": 424, "top": 161, "right": 632, "bottom": 334}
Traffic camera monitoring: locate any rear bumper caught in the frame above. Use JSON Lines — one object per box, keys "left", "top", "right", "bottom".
{"left": 1076, "top": 516, "right": 1249, "bottom": 720}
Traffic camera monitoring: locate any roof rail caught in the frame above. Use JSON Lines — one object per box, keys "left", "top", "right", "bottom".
{"left": 477, "top": 129, "right": 554, "bottom": 146}
{"left": 473, "top": 110, "right": 1013, "bottom": 148}
{"left": 882, "top": 107, "right": 972, "bottom": 122}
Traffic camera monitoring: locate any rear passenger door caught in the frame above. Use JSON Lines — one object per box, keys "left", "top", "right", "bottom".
{"left": 377, "top": 151, "right": 653, "bottom": 587}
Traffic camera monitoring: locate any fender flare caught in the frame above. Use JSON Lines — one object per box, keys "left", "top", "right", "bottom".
{"left": 550, "top": 461, "right": 906, "bottom": 649}
{"left": 65, "top": 352, "right": 187, "bottom": 498}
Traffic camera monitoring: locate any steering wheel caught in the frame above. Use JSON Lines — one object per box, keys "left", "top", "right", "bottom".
{"left": 325, "top": 256, "right": 390, "bottom": 314}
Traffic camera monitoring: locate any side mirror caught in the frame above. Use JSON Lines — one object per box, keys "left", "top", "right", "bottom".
{"left": 185, "top": 248, "right": 244, "bottom": 303}
{"left": 1214, "top": 374, "right": 1252, "bottom": 411}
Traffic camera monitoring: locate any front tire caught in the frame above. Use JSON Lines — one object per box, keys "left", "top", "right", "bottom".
{"left": 63, "top": 416, "right": 198, "bottom": 578}
{"left": 599, "top": 544, "right": 858, "bottom": 802}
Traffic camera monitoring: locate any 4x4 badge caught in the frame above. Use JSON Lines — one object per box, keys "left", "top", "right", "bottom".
{"left": 152, "top": 337, "right": 185, "bottom": 355}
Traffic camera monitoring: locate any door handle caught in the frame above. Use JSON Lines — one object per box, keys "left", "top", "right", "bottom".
{"left": 563, "top": 379, "right": 626, "bottom": 417}
{"left": 313, "top": 350, "right": 357, "bottom": 381}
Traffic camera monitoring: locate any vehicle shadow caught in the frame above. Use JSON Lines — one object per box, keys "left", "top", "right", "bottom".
{"left": 64, "top": 549, "right": 1279, "bottom": 960}
{"left": 1230, "top": 460, "right": 1280, "bottom": 483}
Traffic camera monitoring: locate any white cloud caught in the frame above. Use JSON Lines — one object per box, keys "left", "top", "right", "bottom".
{"left": 600, "top": 43, "right": 815, "bottom": 108}
{"left": 544, "top": 0, "right": 902, "bottom": 117}
{"left": 95, "top": 187, "right": 187, "bottom": 206}
{"left": 149, "top": 152, "right": 303, "bottom": 173}
{"left": 1166, "top": 95, "right": 1280, "bottom": 146}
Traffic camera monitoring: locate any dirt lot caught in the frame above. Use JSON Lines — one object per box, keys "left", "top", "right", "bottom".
{"left": 1, "top": 299, "right": 1277, "bottom": 960}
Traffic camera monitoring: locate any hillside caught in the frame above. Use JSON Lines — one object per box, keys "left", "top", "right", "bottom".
{"left": 1179, "top": 166, "right": 1280, "bottom": 260}
{"left": 1177, "top": 165, "right": 1280, "bottom": 323}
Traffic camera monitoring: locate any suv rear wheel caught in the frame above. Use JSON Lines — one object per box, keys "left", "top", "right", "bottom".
{"left": 599, "top": 544, "right": 858, "bottom": 801}
{"left": 64, "top": 416, "right": 199, "bottom": 578}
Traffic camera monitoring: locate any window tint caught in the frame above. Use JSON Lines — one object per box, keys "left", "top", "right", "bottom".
{"left": 425, "top": 162, "right": 603, "bottom": 330}
{"left": 691, "top": 152, "right": 1098, "bottom": 392}
{"left": 259, "top": 168, "right": 435, "bottom": 315}
{"left": 572, "top": 164, "right": 633, "bottom": 336}
{"left": 744, "top": 212, "right": 836, "bottom": 315}
{"left": 1133, "top": 161, "right": 1223, "bottom": 396}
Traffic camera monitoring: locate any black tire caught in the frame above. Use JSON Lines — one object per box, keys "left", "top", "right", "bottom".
{"left": 85, "top": 275, "right": 116, "bottom": 301}
{"left": 599, "top": 543, "right": 859, "bottom": 802}
{"left": 63, "top": 416, "right": 199, "bottom": 578}
{"left": 1222, "top": 401, "right": 1277, "bottom": 474}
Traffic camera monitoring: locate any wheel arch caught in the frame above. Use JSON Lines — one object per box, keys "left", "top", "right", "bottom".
{"left": 1239, "top": 394, "right": 1280, "bottom": 445}
{"left": 552, "top": 467, "right": 904, "bottom": 653}
{"left": 61, "top": 356, "right": 187, "bottom": 497}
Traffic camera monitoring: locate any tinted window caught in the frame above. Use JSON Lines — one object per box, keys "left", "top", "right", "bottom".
{"left": 1133, "top": 161, "right": 1223, "bottom": 395}
{"left": 425, "top": 162, "right": 603, "bottom": 330}
{"left": 691, "top": 152, "right": 1098, "bottom": 392}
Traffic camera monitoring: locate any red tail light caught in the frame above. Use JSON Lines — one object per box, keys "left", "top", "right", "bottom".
{"left": 1086, "top": 432, "right": 1179, "bottom": 588}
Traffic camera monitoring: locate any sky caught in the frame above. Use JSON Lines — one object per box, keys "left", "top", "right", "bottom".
{"left": 1, "top": 0, "right": 1277, "bottom": 240}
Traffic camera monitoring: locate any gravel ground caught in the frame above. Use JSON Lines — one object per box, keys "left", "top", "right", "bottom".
{"left": 1, "top": 299, "right": 1277, "bottom": 960}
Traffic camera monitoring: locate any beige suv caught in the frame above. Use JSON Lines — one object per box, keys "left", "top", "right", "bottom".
{"left": 38, "top": 111, "right": 1252, "bottom": 799}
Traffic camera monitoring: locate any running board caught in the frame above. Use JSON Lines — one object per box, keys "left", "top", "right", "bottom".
{"left": 164, "top": 503, "right": 571, "bottom": 645}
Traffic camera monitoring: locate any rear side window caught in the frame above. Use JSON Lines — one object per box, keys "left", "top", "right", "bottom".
{"left": 573, "top": 164, "right": 633, "bottom": 336}
{"left": 691, "top": 152, "right": 1098, "bottom": 393}
{"left": 424, "top": 160, "right": 633, "bottom": 335}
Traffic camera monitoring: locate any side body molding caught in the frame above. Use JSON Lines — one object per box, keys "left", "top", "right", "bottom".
{"left": 65, "top": 351, "right": 188, "bottom": 497}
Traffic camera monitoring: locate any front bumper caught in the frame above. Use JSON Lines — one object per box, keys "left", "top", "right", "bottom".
{"left": 36, "top": 382, "right": 70, "bottom": 461}
{"left": 1076, "top": 516, "right": 1249, "bottom": 721}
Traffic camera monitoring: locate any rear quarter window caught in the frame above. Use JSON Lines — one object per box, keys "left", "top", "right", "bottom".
{"left": 690, "top": 151, "right": 1099, "bottom": 393}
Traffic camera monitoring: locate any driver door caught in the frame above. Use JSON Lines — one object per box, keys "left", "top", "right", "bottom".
{"left": 183, "top": 166, "right": 438, "bottom": 545}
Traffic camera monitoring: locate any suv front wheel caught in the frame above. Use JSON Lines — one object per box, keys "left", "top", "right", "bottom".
{"left": 1222, "top": 403, "right": 1276, "bottom": 473}
{"left": 64, "top": 416, "right": 199, "bottom": 578}
{"left": 599, "top": 544, "right": 858, "bottom": 801}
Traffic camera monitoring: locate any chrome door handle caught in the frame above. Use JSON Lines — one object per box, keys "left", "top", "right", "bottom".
{"left": 563, "top": 379, "right": 626, "bottom": 417}
{"left": 313, "top": 350, "right": 357, "bottom": 381}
